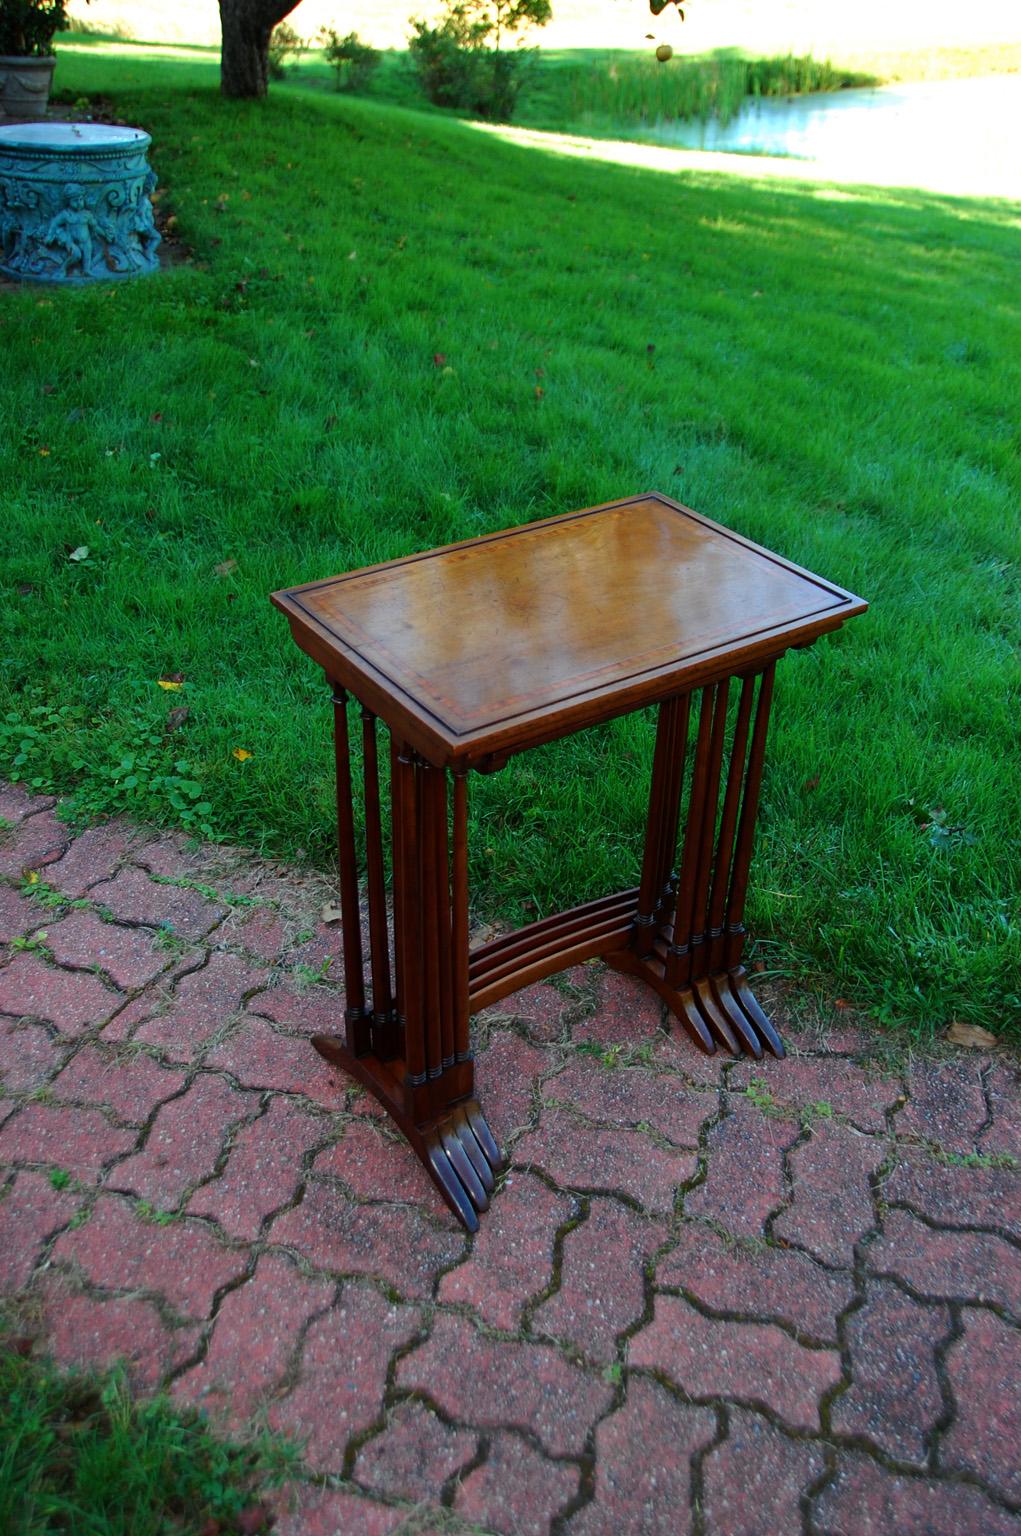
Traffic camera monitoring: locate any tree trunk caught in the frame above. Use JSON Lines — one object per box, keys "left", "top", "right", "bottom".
{"left": 218, "top": 0, "right": 300, "bottom": 99}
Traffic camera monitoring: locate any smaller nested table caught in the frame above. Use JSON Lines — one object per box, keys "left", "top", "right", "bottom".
{"left": 272, "top": 493, "right": 866, "bottom": 1229}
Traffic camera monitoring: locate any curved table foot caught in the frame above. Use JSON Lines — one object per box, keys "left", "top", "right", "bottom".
{"left": 604, "top": 954, "right": 784, "bottom": 1059}
{"left": 310, "top": 1033, "right": 506, "bottom": 1231}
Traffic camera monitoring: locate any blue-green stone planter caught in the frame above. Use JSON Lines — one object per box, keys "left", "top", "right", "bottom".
{"left": 0, "top": 121, "right": 161, "bottom": 283}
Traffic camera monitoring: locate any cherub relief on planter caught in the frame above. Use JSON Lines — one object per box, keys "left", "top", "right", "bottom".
{"left": 40, "top": 181, "right": 115, "bottom": 278}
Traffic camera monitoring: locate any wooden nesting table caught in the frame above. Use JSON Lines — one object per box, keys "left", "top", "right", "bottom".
{"left": 271, "top": 492, "right": 867, "bottom": 1229}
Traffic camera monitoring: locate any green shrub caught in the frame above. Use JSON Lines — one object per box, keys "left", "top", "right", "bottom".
{"left": 408, "top": 0, "right": 550, "bottom": 120}
{"left": 267, "top": 21, "right": 307, "bottom": 80}
{"left": 0, "top": 0, "right": 68, "bottom": 57}
{"left": 318, "top": 28, "right": 381, "bottom": 93}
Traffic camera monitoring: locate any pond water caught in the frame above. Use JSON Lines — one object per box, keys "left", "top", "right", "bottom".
{"left": 642, "top": 73, "right": 1021, "bottom": 197}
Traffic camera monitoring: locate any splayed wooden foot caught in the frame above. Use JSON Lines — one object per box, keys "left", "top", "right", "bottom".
{"left": 311, "top": 1032, "right": 505, "bottom": 1232}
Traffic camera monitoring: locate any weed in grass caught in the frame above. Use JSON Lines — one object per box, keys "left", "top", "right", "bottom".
{"left": 10, "top": 934, "right": 49, "bottom": 954}
{"left": 574, "top": 1040, "right": 623, "bottom": 1067}
{"left": 1, "top": 45, "right": 1017, "bottom": 1046}
{"left": 154, "top": 925, "right": 188, "bottom": 954}
{"left": 800, "top": 1099, "right": 834, "bottom": 1126}
{"left": 291, "top": 957, "right": 333, "bottom": 989}
{"left": 0, "top": 693, "right": 215, "bottom": 839}
{"left": 148, "top": 872, "right": 259, "bottom": 908}
{"left": 741, "top": 1078, "right": 777, "bottom": 1112}
{"left": 930, "top": 1147, "right": 1018, "bottom": 1171}
{"left": 135, "top": 1201, "right": 181, "bottom": 1225}
{"left": 19, "top": 880, "right": 89, "bottom": 914}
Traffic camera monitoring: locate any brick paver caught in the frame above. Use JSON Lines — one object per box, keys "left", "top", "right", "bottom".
{"left": 109, "top": 1072, "right": 261, "bottom": 1211}
{"left": 173, "top": 1251, "right": 335, "bottom": 1425}
{"left": 830, "top": 1279, "right": 950, "bottom": 1464}
{"left": 352, "top": 1401, "right": 478, "bottom": 1501}
{"left": 701, "top": 1408, "right": 827, "bottom": 1536}
{"left": 0, "top": 806, "right": 70, "bottom": 879}
{"left": 42, "top": 909, "right": 169, "bottom": 992}
{"left": 52, "top": 1193, "right": 249, "bottom": 1319}
{"left": 0, "top": 1168, "right": 82, "bottom": 1290}
{"left": 269, "top": 1283, "right": 421, "bottom": 1473}
{"left": 50, "top": 1044, "right": 186, "bottom": 1124}
{"left": 532, "top": 1194, "right": 666, "bottom": 1361}
{"left": 0, "top": 1017, "right": 65, "bottom": 1093}
{"left": 2, "top": 787, "right": 1020, "bottom": 1533}
{"left": 187, "top": 1096, "right": 332, "bottom": 1240}
{"left": 455, "top": 1431, "right": 581, "bottom": 1535}
{"left": 772, "top": 1121, "right": 886, "bottom": 1266}
{"left": 629, "top": 1295, "right": 842, "bottom": 1431}
{"left": 685, "top": 1098, "right": 799, "bottom": 1235}
{"left": 438, "top": 1168, "right": 576, "bottom": 1330}
{"left": 569, "top": 1377, "right": 715, "bottom": 1536}
{"left": 0, "top": 951, "right": 123, "bottom": 1035}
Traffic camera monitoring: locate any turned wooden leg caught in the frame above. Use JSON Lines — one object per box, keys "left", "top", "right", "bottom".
{"left": 609, "top": 666, "right": 784, "bottom": 1060}
{"left": 311, "top": 700, "right": 504, "bottom": 1232}
{"left": 361, "top": 707, "right": 396, "bottom": 1060}
{"left": 330, "top": 685, "right": 369, "bottom": 1055}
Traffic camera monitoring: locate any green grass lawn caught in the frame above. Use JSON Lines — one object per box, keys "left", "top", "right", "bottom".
{"left": 0, "top": 1337, "right": 296, "bottom": 1534}
{"left": 2, "top": 44, "right": 1018, "bottom": 1042}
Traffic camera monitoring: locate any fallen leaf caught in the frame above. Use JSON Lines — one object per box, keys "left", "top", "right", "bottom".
{"left": 67, "top": 545, "right": 89, "bottom": 562}
{"left": 534, "top": 385, "right": 545, "bottom": 399}
{"left": 214, "top": 558, "right": 238, "bottom": 577}
{"left": 833, "top": 998, "right": 852, "bottom": 1010}
{"left": 165, "top": 706, "right": 190, "bottom": 733}
{"left": 232, "top": 748, "right": 253, "bottom": 761}
{"left": 38, "top": 446, "right": 51, "bottom": 457}
{"left": 433, "top": 353, "right": 446, "bottom": 367}
{"left": 320, "top": 901, "right": 344, "bottom": 925}
{"left": 945, "top": 1020, "right": 998, "bottom": 1050}
{"left": 802, "top": 774, "right": 820, "bottom": 792}
{"left": 24, "top": 869, "right": 39, "bottom": 885}
{"left": 157, "top": 681, "right": 183, "bottom": 692}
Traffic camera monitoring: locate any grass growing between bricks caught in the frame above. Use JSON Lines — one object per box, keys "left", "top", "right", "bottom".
{"left": 1, "top": 45, "right": 1018, "bottom": 1042}
{"left": 0, "top": 1339, "right": 299, "bottom": 1535}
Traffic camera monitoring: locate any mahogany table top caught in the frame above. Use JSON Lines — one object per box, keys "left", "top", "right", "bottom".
{"left": 271, "top": 492, "right": 867, "bottom": 767}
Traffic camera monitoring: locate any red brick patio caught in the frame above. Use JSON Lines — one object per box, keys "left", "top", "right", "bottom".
{"left": 1, "top": 780, "right": 1019, "bottom": 1535}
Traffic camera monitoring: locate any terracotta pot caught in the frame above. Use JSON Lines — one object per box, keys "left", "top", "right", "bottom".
{"left": 0, "top": 55, "right": 57, "bottom": 121}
